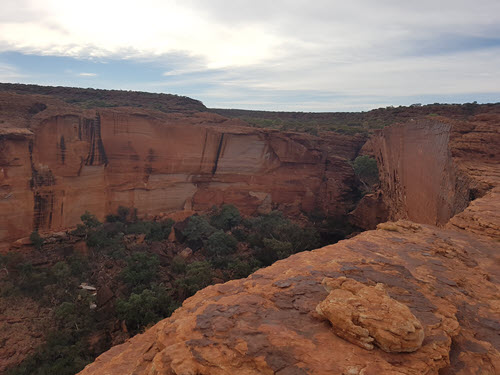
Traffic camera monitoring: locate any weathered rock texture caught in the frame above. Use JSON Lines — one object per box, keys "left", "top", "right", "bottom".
{"left": 0, "top": 92, "right": 365, "bottom": 245}
{"left": 79, "top": 118, "right": 500, "bottom": 375}
{"left": 79, "top": 218, "right": 499, "bottom": 375}
{"left": 372, "top": 115, "right": 499, "bottom": 226}
{"left": 316, "top": 277, "right": 425, "bottom": 353}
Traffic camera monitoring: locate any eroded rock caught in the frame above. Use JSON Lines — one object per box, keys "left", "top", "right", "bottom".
{"left": 316, "top": 277, "right": 425, "bottom": 353}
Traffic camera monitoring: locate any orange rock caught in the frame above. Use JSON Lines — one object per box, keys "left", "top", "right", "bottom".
{"left": 78, "top": 117, "right": 500, "bottom": 375}
{"left": 316, "top": 277, "right": 424, "bottom": 353}
{"left": 0, "top": 92, "right": 364, "bottom": 245}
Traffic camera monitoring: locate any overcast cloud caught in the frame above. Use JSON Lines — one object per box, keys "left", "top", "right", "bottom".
{"left": 0, "top": 0, "right": 499, "bottom": 110}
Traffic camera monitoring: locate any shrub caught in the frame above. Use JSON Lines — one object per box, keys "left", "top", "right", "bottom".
{"left": 171, "top": 255, "right": 186, "bottom": 274}
{"left": 352, "top": 155, "right": 379, "bottom": 187}
{"left": 125, "top": 219, "right": 174, "bottom": 242}
{"left": 54, "top": 297, "right": 95, "bottom": 333}
{"left": 244, "top": 211, "right": 320, "bottom": 265}
{"left": 176, "top": 261, "right": 213, "bottom": 297}
{"left": 29, "top": 231, "right": 44, "bottom": 250}
{"left": 209, "top": 204, "right": 241, "bottom": 231}
{"left": 80, "top": 211, "right": 101, "bottom": 229}
{"left": 226, "top": 258, "right": 261, "bottom": 279}
{"left": 121, "top": 252, "right": 160, "bottom": 292}
{"left": 116, "top": 285, "right": 177, "bottom": 333}
{"left": 182, "top": 216, "right": 216, "bottom": 250}
{"left": 7, "top": 331, "right": 92, "bottom": 375}
{"left": 145, "top": 220, "right": 174, "bottom": 242}
{"left": 51, "top": 262, "right": 71, "bottom": 285}
{"left": 205, "top": 231, "right": 238, "bottom": 258}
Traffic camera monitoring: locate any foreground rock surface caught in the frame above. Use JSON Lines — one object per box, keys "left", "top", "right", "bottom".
{"left": 79, "top": 215, "right": 500, "bottom": 375}
{"left": 316, "top": 277, "right": 424, "bottom": 353}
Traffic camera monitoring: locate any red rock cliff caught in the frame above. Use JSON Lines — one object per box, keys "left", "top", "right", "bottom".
{"left": 78, "top": 118, "right": 500, "bottom": 375}
{"left": 0, "top": 93, "right": 365, "bottom": 246}
{"left": 372, "top": 115, "right": 499, "bottom": 226}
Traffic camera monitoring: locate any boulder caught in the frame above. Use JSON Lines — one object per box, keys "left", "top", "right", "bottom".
{"left": 316, "top": 277, "right": 424, "bottom": 352}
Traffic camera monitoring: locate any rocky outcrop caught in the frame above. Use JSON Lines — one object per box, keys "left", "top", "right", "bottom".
{"left": 79, "top": 218, "right": 499, "bottom": 375}
{"left": 0, "top": 92, "right": 365, "bottom": 246}
{"left": 78, "top": 118, "right": 500, "bottom": 375}
{"left": 316, "top": 277, "right": 424, "bottom": 353}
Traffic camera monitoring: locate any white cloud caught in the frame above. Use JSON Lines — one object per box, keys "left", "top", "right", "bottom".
{"left": 78, "top": 72, "right": 97, "bottom": 77}
{"left": 1, "top": 0, "right": 499, "bottom": 109}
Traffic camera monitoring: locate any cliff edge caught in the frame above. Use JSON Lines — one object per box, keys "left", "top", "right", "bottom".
{"left": 78, "top": 118, "right": 500, "bottom": 375}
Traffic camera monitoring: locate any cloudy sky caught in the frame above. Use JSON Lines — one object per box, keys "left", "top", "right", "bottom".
{"left": 1, "top": 0, "right": 499, "bottom": 111}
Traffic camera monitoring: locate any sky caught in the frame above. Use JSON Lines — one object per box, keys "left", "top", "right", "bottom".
{"left": 1, "top": 0, "right": 499, "bottom": 111}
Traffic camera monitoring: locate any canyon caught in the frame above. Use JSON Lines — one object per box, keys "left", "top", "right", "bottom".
{"left": 78, "top": 110, "right": 500, "bottom": 374}
{"left": 0, "top": 90, "right": 365, "bottom": 247}
{"left": 0, "top": 85, "right": 499, "bottom": 375}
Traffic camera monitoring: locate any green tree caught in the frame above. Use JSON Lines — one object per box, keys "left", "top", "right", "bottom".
{"left": 120, "top": 252, "right": 160, "bottom": 292}
{"left": 116, "top": 285, "right": 177, "bottom": 333}
{"left": 352, "top": 155, "right": 379, "bottom": 188}
{"left": 205, "top": 230, "right": 238, "bottom": 258}
{"left": 182, "top": 216, "right": 216, "bottom": 250}
{"left": 209, "top": 204, "right": 241, "bottom": 231}
{"left": 176, "top": 261, "right": 213, "bottom": 298}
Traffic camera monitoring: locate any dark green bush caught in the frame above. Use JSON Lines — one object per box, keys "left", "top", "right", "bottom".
{"left": 50, "top": 262, "right": 71, "bottom": 285}
{"left": 125, "top": 219, "right": 173, "bottom": 242}
{"left": 121, "top": 252, "right": 160, "bottom": 293}
{"left": 171, "top": 255, "right": 187, "bottom": 274}
{"left": 352, "top": 155, "right": 379, "bottom": 187}
{"left": 80, "top": 211, "right": 101, "bottom": 229}
{"left": 146, "top": 220, "right": 174, "bottom": 242}
{"left": 226, "top": 257, "right": 261, "bottom": 279}
{"left": 244, "top": 211, "right": 320, "bottom": 265}
{"left": 176, "top": 261, "right": 213, "bottom": 298}
{"left": 116, "top": 285, "right": 177, "bottom": 333}
{"left": 205, "top": 231, "right": 238, "bottom": 258}
{"left": 182, "top": 216, "right": 216, "bottom": 250}
{"left": 54, "top": 296, "right": 95, "bottom": 333}
{"left": 209, "top": 204, "right": 241, "bottom": 231}
{"left": 29, "top": 231, "right": 44, "bottom": 250}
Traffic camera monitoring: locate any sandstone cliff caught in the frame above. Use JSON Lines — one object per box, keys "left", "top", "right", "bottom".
{"left": 78, "top": 118, "right": 500, "bottom": 375}
{"left": 0, "top": 92, "right": 365, "bottom": 246}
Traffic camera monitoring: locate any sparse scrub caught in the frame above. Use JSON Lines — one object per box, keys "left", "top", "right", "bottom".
{"left": 29, "top": 231, "right": 44, "bottom": 250}
{"left": 352, "top": 155, "right": 379, "bottom": 189}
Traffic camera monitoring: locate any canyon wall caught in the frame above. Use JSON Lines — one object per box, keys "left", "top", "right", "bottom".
{"left": 371, "top": 120, "right": 469, "bottom": 225}
{"left": 79, "top": 118, "right": 500, "bottom": 375}
{"left": 0, "top": 93, "right": 365, "bottom": 245}
{"left": 370, "top": 115, "right": 499, "bottom": 226}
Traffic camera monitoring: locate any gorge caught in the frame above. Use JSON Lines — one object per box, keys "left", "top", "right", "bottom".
{"left": 0, "top": 84, "right": 499, "bottom": 375}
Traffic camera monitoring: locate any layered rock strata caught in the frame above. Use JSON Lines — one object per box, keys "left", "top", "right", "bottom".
{"left": 316, "top": 277, "right": 425, "bottom": 353}
{"left": 371, "top": 115, "right": 499, "bottom": 226}
{"left": 0, "top": 93, "right": 365, "bottom": 245}
{"left": 79, "top": 118, "right": 500, "bottom": 375}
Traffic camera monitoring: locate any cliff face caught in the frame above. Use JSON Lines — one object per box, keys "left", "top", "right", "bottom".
{"left": 372, "top": 120, "right": 469, "bottom": 225}
{"left": 371, "top": 114, "right": 499, "bottom": 226}
{"left": 79, "top": 118, "right": 500, "bottom": 375}
{"left": 0, "top": 93, "right": 365, "bottom": 245}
